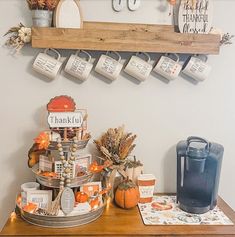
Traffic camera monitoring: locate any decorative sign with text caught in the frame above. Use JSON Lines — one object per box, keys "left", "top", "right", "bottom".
{"left": 61, "top": 187, "right": 75, "bottom": 215}
{"left": 47, "top": 111, "right": 83, "bottom": 128}
{"left": 178, "top": 0, "right": 213, "bottom": 34}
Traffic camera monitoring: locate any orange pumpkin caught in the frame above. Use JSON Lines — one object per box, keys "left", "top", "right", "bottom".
{"left": 89, "top": 197, "right": 100, "bottom": 210}
{"left": 115, "top": 178, "right": 140, "bottom": 209}
{"left": 75, "top": 192, "right": 89, "bottom": 203}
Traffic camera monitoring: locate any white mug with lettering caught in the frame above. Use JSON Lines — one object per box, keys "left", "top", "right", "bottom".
{"left": 124, "top": 52, "right": 153, "bottom": 82}
{"left": 64, "top": 50, "right": 93, "bottom": 81}
{"left": 182, "top": 55, "right": 212, "bottom": 82}
{"left": 33, "top": 48, "right": 63, "bottom": 79}
{"left": 153, "top": 53, "right": 182, "bottom": 81}
{"left": 95, "top": 51, "right": 123, "bottom": 81}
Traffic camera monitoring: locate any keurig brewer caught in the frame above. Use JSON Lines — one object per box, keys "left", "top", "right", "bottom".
{"left": 176, "top": 136, "right": 224, "bottom": 214}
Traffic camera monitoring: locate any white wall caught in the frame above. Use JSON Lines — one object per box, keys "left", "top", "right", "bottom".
{"left": 0, "top": 0, "right": 235, "bottom": 230}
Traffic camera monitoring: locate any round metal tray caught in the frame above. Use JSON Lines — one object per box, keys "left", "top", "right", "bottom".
{"left": 48, "top": 138, "right": 90, "bottom": 151}
{"left": 32, "top": 164, "right": 93, "bottom": 188}
{"left": 16, "top": 202, "right": 106, "bottom": 228}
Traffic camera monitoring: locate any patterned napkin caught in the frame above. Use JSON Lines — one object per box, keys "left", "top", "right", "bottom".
{"left": 138, "top": 195, "right": 233, "bottom": 225}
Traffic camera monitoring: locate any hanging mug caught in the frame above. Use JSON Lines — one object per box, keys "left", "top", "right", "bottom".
{"left": 64, "top": 50, "right": 93, "bottom": 81}
{"left": 182, "top": 55, "right": 212, "bottom": 82}
{"left": 153, "top": 53, "right": 182, "bottom": 81}
{"left": 33, "top": 48, "right": 63, "bottom": 80}
{"left": 95, "top": 51, "right": 123, "bottom": 81}
{"left": 124, "top": 52, "right": 153, "bottom": 82}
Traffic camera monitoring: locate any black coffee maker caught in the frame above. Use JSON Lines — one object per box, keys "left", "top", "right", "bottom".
{"left": 176, "top": 136, "right": 224, "bottom": 214}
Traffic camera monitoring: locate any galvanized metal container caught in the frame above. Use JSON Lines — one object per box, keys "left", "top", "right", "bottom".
{"left": 48, "top": 138, "right": 90, "bottom": 152}
{"left": 32, "top": 164, "right": 93, "bottom": 188}
{"left": 17, "top": 202, "right": 106, "bottom": 228}
{"left": 32, "top": 10, "right": 53, "bottom": 27}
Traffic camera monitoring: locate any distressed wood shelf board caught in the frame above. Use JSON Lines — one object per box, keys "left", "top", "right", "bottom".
{"left": 31, "top": 22, "right": 220, "bottom": 54}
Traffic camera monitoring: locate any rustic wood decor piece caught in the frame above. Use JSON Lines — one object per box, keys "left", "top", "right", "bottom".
{"left": 1, "top": 197, "right": 235, "bottom": 236}
{"left": 53, "top": 0, "right": 83, "bottom": 28}
{"left": 31, "top": 21, "right": 221, "bottom": 55}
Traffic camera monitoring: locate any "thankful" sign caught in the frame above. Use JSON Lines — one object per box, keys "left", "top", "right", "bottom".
{"left": 47, "top": 111, "right": 83, "bottom": 128}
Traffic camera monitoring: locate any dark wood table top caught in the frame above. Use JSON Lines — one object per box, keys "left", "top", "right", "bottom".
{"left": 1, "top": 197, "right": 235, "bottom": 237}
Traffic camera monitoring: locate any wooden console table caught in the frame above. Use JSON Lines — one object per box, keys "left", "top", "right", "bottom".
{"left": 1, "top": 197, "right": 235, "bottom": 237}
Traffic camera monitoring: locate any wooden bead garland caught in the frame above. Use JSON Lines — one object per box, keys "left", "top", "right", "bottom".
{"left": 57, "top": 136, "right": 79, "bottom": 190}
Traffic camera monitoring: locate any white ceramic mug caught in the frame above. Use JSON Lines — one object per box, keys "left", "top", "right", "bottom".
{"left": 153, "top": 53, "right": 182, "bottom": 81}
{"left": 64, "top": 50, "right": 93, "bottom": 81}
{"left": 33, "top": 48, "right": 63, "bottom": 79}
{"left": 182, "top": 55, "right": 212, "bottom": 82}
{"left": 95, "top": 51, "right": 123, "bottom": 81}
{"left": 21, "top": 182, "right": 40, "bottom": 207}
{"left": 124, "top": 52, "right": 153, "bottom": 82}
{"left": 21, "top": 182, "right": 40, "bottom": 192}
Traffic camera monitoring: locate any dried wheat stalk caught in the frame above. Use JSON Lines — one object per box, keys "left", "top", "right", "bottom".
{"left": 94, "top": 126, "right": 137, "bottom": 164}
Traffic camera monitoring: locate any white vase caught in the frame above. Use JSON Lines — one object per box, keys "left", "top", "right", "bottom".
{"left": 32, "top": 10, "right": 53, "bottom": 27}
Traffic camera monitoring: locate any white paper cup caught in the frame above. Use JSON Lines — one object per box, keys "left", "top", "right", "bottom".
{"left": 137, "top": 174, "right": 156, "bottom": 203}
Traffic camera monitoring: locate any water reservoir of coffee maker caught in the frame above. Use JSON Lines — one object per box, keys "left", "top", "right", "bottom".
{"left": 176, "top": 136, "right": 224, "bottom": 214}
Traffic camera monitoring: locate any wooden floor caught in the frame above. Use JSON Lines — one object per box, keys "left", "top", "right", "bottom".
{"left": 1, "top": 197, "right": 235, "bottom": 237}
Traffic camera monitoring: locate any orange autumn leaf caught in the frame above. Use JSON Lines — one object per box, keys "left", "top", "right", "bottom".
{"left": 34, "top": 132, "right": 50, "bottom": 150}
{"left": 89, "top": 161, "right": 104, "bottom": 173}
{"left": 23, "top": 202, "right": 38, "bottom": 213}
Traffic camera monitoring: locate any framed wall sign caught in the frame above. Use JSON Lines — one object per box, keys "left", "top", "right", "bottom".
{"left": 178, "top": 0, "right": 213, "bottom": 34}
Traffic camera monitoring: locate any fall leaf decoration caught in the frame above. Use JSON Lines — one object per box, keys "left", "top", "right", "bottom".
{"left": 34, "top": 131, "right": 50, "bottom": 150}
{"left": 94, "top": 126, "right": 137, "bottom": 164}
{"left": 26, "top": 0, "right": 59, "bottom": 10}
{"left": 28, "top": 143, "right": 46, "bottom": 168}
{"left": 47, "top": 95, "right": 76, "bottom": 112}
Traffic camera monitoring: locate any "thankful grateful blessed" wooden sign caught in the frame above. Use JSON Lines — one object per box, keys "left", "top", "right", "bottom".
{"left": 178, "top": 0, "right": 213, "bottom": 34}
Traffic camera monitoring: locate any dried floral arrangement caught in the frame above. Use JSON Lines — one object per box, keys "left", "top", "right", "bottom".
{"left": 94, "top": 126, "right": 137, "bottom": 165}
{"left": 210, "top": 28, "right": 234, "bottom": 46}
{"left": 27, "top": 0, "right": 59, "bottom": 10}
{"left": 4, "top": 23, "right": 31, "bottom": 53}
{"left": 220, "top": 33, "right": 234, "bottom": 46}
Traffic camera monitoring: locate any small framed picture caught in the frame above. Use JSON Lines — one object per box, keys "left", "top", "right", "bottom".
{"left": 80, "top": 182, "right": 102, "bottom": 202}
{"left": 39, "top": 155, "right": 53, "bottom": 172}
{"left": 24, "top": 190, "right": 52, "bottom": 211}
{"left": 54, "top": 161, "right": 75, "bottom": 179}
{"left": 75, "top": 154, "right": 91, "bottom": 175}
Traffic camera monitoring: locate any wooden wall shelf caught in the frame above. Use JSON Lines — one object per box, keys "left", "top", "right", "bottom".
{"left": 31, "top": 22, "right": 221, "bottom": 55}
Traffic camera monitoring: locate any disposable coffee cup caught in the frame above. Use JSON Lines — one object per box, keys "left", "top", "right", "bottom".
{"left": 137, "top": 174, "right": 156, "bottom": 203}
